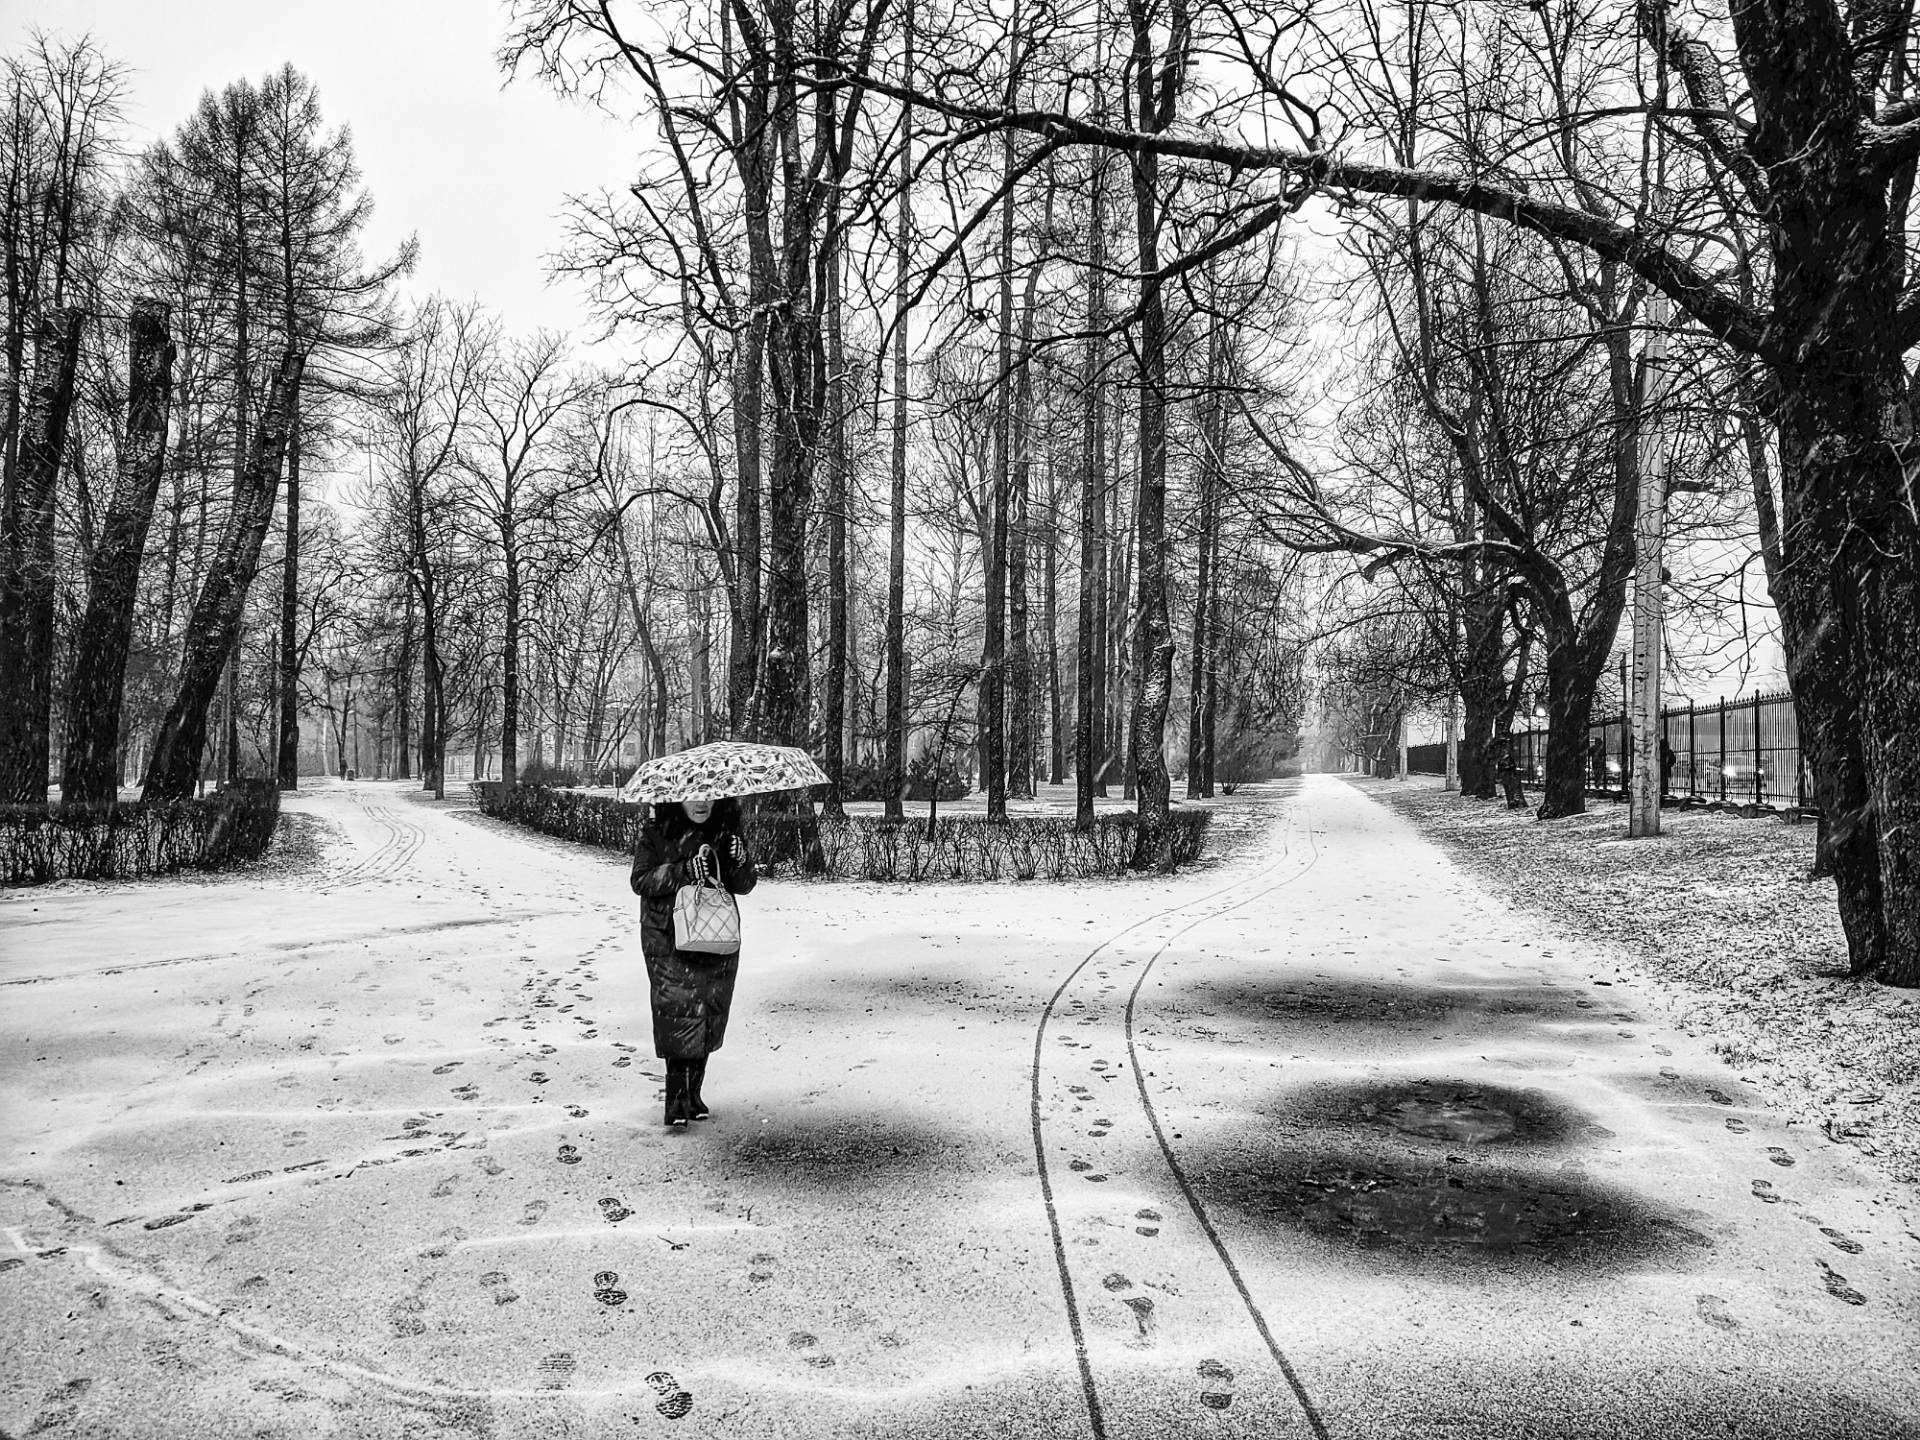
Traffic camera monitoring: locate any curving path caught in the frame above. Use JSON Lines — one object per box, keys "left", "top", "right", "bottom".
{"left": 1, "top": 775, "right": 1915, "bottom": 1439}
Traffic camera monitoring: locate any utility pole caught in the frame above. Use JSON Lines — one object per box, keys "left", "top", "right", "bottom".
{"left": 1628, "top": 201, "right": 1673, "bottom": 839}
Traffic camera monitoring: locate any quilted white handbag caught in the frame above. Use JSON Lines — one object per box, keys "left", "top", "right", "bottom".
{"left": 673, "top": 850, "right": 741, "bottom": 955}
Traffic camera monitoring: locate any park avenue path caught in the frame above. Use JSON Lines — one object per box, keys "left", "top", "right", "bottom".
{"left": 2, "top": 774, "right": 1915, "bottom": 1438}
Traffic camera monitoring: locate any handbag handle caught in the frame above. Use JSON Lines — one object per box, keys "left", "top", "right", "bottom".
{"left": 690, "top": 842, "right": 721, "bottom": 889}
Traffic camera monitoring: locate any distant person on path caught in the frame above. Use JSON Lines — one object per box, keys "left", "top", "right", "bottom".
{"left": 630, "top": 797, "right": 757, "bottom": 1128}
{"left": 1588, "top": 734, "right": 1606, "bottom": 788}
{"left": 1660, "top": 736, "right": 1677, "bottom": 798}
{"left": 1498, "top": 738, "right": 1529, "bottom": 810}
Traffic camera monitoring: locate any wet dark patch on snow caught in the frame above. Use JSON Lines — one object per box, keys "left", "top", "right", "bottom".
{"left": 1180, "top": 1080, "right": 1701, "bottom": 1266}
{"left": 1269, "top": 1077, "right": 1603, "bottom": 1148}
{"left": 1184, "top": 1134, "right": 1702, "bottom": 1265}
{"left": 720, "top": 1115, "right": 970, "bottom": 1190}
{"left": 1173, "top": 975, "right": 1599, "bottom": 1036}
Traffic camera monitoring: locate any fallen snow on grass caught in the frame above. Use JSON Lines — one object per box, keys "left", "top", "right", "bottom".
{"left": 1364, "top": 776, "right": 1920, "bottom": 1187}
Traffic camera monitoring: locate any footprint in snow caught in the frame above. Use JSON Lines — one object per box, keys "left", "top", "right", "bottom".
{"left": 480, "top": 1270, "right": 520, "bottom": 1305}
{"left": 1198, "top": 1356, "right": 1235, "bottom": 1410}
{"left": 1821, "top": 1227, "right": 1864, "bottom": 1255}
{"left": 1751, "top": 1179, "right": 1781, "bottom": 1204}
{"left": 646, "top": 1371, "right": 694, "bottom": 1420}
{"left": 1766, "top": 1147, "right": 1794, "bottom": 1168}
{"left": 593, "top": 1270, "right": 628, "bottom": 1306}
{"left": 557, "top": 1144, "right": 581, "bottom": 1165}
{"left": 389, "top": 1296, "right": 427, "bottom": 1337}
{"left": 1724, "top": 1118, "right": 1750, "bottom": 1134}
{"left": 1695, "top": 1294, "right": 1740, "bottom": 1331}
{"left": 1818, "top": 1259, "right": 1867, "bottom": 1306}
{"left": 599, "top": 1197, "right": 633, "bottom": 1223}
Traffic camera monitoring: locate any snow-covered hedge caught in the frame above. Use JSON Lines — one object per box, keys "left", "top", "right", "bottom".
{"left": 0, "top": 780, "right": 281, "bottom": 885}
{"left": 473, "top": 782, "right": 1210, "bottom": 881}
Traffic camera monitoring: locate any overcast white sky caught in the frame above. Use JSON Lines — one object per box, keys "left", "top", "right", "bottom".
{"left": 4, "top": 0, "right": 629, "bottom": 341}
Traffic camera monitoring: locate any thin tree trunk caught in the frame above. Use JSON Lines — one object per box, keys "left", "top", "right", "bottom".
{"left": 275, "top": 386, "right": 302, "bottom": 787}
{"left": 1127, "top": 101, "right": 1176, "bottom": 864}
{"left": 395, "top": 589, "right": 413, "bottom": 781}
{"left": 884, "top": 23, "right": 912, "bottom": 820}
{"left": 981, "top": 121, "right": 1015, "bottom": 822}
{"left": 1044, "top": 448, "right": 1063, "bottom": 786}
{"left": 822, "top": 234, "right": 848, "bottom": 816}
{"left": 501, "top": 536, "right": 521, "bottom": 784}
{"left": 1008, "top": 156, "right": 1051, "bottom": 799}
{"left": 1187, "top": 316, "right": 1222, "bottom": 800}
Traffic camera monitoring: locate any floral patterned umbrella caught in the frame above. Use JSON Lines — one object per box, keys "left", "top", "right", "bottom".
{"left": 618, "top": 741, "right": 829, "bottom": 804}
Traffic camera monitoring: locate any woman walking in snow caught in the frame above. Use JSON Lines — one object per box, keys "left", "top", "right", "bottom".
{"left": 630, "top": 796, "right": 757, "bottom": 1127}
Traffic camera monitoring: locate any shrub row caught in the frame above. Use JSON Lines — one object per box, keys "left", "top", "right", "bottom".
{"left": 0, "top": 780, "right": 282, "bottom": 886}
{"left": 472, "top": 782, "right": 1210, "bottom": 881}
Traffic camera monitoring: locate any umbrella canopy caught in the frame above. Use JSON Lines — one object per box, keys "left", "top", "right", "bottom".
{"left": 619, "top": 741, "right": 829, "bottom": 804}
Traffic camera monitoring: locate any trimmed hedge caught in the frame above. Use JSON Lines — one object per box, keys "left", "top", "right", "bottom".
{"left": 472, "top": 782, "right": 1210, "bottom": 881}
{"left": 1, "top": 780, "right": 282, "bottom": 886}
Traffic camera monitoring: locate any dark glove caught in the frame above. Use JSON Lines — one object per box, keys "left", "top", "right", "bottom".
{"left": 687, "top": 845, "right": 715, "bottom": 886}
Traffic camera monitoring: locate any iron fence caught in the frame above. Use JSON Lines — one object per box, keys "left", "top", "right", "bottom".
{"left": 1409, "top": 690, "right": 1807, "bottom": 808}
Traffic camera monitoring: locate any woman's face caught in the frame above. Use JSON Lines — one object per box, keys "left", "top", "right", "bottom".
{"left": 683, "top": 798, "right": 716, "bottom": 824}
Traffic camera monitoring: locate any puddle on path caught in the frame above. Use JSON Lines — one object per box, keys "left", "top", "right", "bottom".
{"left": 1190, "top": 1144, "right": 1707, "bottom": 1264}
{"left": 1186, "top": 1080, "right": 1698, "bottom": 1266}
{"left": 722, "top": 1115, "right": 972, "bottom": 1191}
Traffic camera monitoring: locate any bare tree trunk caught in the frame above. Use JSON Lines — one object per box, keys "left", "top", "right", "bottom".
{"left": 501, "top": 534, "right": 521, "bottom": 784}
{"left": 62, "top": 301, "right": 174, "bottom": 807}
{"left": 1187, "top": 315, "right": 1222, "bottom": 800}
{"left": 822, "top": 235, "right": 848, "bottom": 816}
{"left": 143, "top": 349, "right": 305, "bottom": 800}
{"left": 0, "top": 305, "right": 82, "bottom": 805}
{"left": 884, "top": 5, "right": 913, "bottom": 821}
{"left": 395, "top": 590, "right": 413, "bottom": 780}
{"left": 1008, "top": 158, "right": 1051, "bottom": 799}
{"left": 1044, "top": 449, "right": 1063, "bottom": 785}
{"left": 981, "top": 122, "right": 1015, "bottom": 822}
{"left": 275, "top": 385, "right": 303, "bottom": 787}
{"left": 1127, "top": 81, "right": 1176, "bottom": 865}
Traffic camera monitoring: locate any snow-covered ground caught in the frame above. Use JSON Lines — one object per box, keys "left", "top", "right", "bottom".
{"left": 1368, "top": 775, "right": 1920, "bottom": 1190}
{"left": 2, "top": 774, "right": 1915, "bottom": 1438}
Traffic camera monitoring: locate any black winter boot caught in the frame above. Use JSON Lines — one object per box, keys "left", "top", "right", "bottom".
{"left": 687, "top": 1060, "right": 710, "bottom": 1121}
{"left": 664, "top": 1060, "right": 691, "bottom": 1128}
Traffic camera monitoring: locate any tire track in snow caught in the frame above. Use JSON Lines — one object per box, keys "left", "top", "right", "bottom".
{"left": 1029, "top": 785, "right": 1329, "bottom": 1439}
{"left": 325, "top": 800, "right": 427, "bottom": 887}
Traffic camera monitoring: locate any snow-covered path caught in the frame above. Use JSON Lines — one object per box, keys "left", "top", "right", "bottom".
{"left": 2, "top": 774, "right": 1914, "bottom": 1439}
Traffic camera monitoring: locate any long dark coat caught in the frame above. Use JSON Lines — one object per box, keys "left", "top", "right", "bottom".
{"left": 630, "top": 813, "right": 757, "bottom": 1059}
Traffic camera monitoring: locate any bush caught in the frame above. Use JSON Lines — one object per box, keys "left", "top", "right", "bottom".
{"left": 517, "top": 758, "right": 582, "bottom": 788}
{"left": 836, "top": 754, "right": 969, "bottom": 803}
{"left": 582, "top": 762, "right": 637, "bottom": 790}
{"left": 472, "top": 782, "right": 1210, "bottom": 881}
{"left": 0, "top": 780, "right": 282, "bottom": 886}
